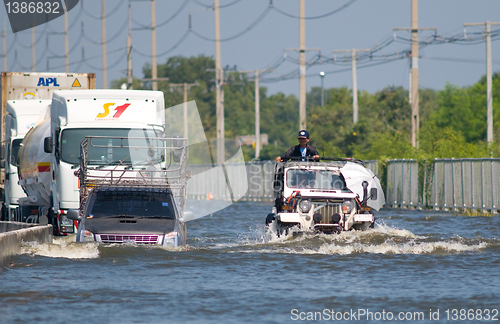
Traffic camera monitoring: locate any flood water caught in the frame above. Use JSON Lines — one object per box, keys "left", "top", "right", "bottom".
{"left": 1, "top": 200, "right": 500, "bottom": 323}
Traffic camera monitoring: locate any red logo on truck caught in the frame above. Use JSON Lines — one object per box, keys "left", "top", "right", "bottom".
{"left": 96, "top": 103, "right": 131, "bottom": 120}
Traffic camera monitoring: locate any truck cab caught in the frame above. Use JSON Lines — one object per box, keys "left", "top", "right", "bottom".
{"left": 75, "top": 186, "right": 191, "bottom": 246}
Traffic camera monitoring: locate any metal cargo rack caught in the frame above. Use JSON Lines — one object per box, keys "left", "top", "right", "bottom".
{"left": 76, "top": 135, "right": 189, "bottom": 214}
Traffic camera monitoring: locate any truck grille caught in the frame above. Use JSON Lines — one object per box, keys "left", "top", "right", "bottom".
{"left": 314, "top": 203, "right": 341, "bottom": 224}
{"left": 98, "top": 234, "right": 161, "bottom": 244}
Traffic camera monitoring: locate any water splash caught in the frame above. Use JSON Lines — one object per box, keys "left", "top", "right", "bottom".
{"left": 20, "top": 235, "right": 99, "bottom": 259}
{"left": 246, "top": 221, "right": 490, "bottom": 255}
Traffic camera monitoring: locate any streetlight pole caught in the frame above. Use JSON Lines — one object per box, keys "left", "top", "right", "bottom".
{"left": 319, "top": 71, "right": 325, "bottom": 107}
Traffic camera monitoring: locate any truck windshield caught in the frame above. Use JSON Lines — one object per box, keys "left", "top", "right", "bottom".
{"left": 61, "top": 128, "right": 164, "bottom": 165}
{"left": 89, "top": 192, "right": 175, "bottom": 219}
{"left": 286, "top": 169, "right": 346, "bottom": 190}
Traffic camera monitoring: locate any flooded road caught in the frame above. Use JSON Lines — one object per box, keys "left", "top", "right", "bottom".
{"left": 1, "top": 200, "right": 500, "bottom": 323}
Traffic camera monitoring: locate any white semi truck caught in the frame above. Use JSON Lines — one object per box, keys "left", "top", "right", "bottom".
{"left": 16, "top": 89, "right": 166, "bottom": 235}
{"left": 0, "top": 72, "right": 96, "bottom": 221}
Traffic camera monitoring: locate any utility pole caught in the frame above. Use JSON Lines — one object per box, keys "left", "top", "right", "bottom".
{"left": 127, "top": 3, "right": 133, "bottom": 89}
{"left": 464, "top": 20, "right": 500, "bottom": 144}
{"left": 151, "top": 0, "right": 157, "bottom": 91}
{"left": 239, "top": 69, "right": 265, "bottom": 159}
{"left": 410, "top": 0, "right": 418, "bottom": 148}
{"left": 3, "top": 30, "right": 6, "bottom": 71}
{"left": 284, "top": 46, "right": 321, "bottom": 123}
{"left": 31, "top": 24, "right": 35, "bottom": 72}
{"left": 214, "top": 0, "right": 224, "bottom": 164}
{"left": 299, "top": 0, "right": 306, "bottom": 130}
{"left": 333, "top": 48, "right": 371, "bottom": 123}
{"left": 101, "top": 0, "right": 107, "bottom": 88}
{"left": 394, "top": 0, "right": 435, "bottom": 148}
{"left": 64, "top": 6, "right": 68, "bottom": 73}
{"left": 169, "top": 82, "right": 199, "bottom": 141}
{"left": 285, "top": 1, "right": 320, "bottom": 130}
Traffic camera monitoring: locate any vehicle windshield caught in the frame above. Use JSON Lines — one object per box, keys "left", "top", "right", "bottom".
{"left": 286, "top": 169, "right": 346, "bottom": 190}
{"left": 10, "top": 139, "right": 23, "bottom": 166}
{"left": 61, "top": 128, "right": 164, "bottom": 165}
{"left": 89, "top": 191, "right": 175, "bottom": 219}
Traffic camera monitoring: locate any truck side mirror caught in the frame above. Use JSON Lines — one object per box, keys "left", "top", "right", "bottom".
{"left": 44, "top": 137, "right": 53, "bottom": 153}
{"left": 66, "top": 209, "right": 81, "bottom": 221}
{"left": 370, "top": 188, "right": 378, "bottom": 200}
{"left": 180, "top": 211, "right": 194, "bottom": 223}
{"left": 0, "top": 160, "right": 4, "bottom": 168}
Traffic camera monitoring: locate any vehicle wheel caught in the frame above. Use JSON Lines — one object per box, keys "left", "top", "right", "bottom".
{"left": 1, "top": 203, "right": 6, "bottom": 221}
{"left": 265, "top": 213, "right": 275, "bottom": 226}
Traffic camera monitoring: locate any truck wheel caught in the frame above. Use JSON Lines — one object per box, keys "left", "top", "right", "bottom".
{"left": 1, "top": 203, "right": 6, "bottom": 221}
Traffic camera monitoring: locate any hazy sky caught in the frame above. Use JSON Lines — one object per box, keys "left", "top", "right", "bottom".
{"left": 2, "top": 0, "right": 500, "bottom": 96}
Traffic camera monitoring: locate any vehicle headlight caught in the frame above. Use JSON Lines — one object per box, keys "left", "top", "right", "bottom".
{"left": 299, "top": 199, "right": 312, "bottom": 213}
{"left": 163, "top": 231, "right": 179, "bottom": 247}
{"left": 342, "top": 199, "right": 355, "bottom": 213}
{"left": 81, "top": 230, "right": 95, "bottom": 242}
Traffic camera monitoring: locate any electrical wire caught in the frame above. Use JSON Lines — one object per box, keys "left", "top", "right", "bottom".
{"left": 83, "top": 47, "right": 128, "bottom": 71}
{"left": 133, "top": 29, "right": 191, "bottom": 58}
{"left": 421, "top": 55, "right": 500, "bottom": 65}
{"left": 45, "top": 4, "right": 83, "bottom": 34}
{"left": 191, "top": 4, "right": 271, "bottom": 42}
{"left": 192, "top": 0, "right": 244, "bottom": 9}
{"left": 272, "top": 0, "right": 357, "bottom": 20}
{"left": 81, "top": 0, "right": 124, "bottom": 20}
{"left": 132, "top": 0, "right": 190, "bottom": 29}
{"left": 83, "top": 17, "right": 128, "bottom": 45}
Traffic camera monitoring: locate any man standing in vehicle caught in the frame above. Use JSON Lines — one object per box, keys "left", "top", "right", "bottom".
{"left": 276, "top": 130, "right": 320, "bottom": 162}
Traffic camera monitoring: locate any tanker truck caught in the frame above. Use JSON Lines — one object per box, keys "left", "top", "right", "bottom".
{"left": 16, "top": 89, "right": 166, "bottom": 235}
{"left": 3, "top": 100, "right": 51, "bottom": 221}
{"left": 1, "top": 72, "right": 96, "bottom": 221}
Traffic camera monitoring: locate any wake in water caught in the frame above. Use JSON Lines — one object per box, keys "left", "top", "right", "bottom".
{"left": 19, "top": 235, "right": 192, "bottom": 259}
{"left": 253, "top": 220, "right": 493, "bottom": 255}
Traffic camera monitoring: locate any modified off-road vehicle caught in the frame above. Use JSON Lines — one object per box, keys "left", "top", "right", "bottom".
{"left": 266, "top": 158, "right": 384, "bottom": 235}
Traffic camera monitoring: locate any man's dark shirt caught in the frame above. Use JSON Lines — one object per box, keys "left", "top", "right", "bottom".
{"left": 280, "top": 144, "right": 319, "bottom": 162}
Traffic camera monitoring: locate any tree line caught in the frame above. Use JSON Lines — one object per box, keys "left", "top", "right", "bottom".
{"left": 111, "top": 55, "right": 500, "bottom": 164}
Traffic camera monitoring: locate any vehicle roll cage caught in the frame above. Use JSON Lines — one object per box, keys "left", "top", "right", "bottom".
{"left": 280, "top": 156, "right": 365, "bottom": 166}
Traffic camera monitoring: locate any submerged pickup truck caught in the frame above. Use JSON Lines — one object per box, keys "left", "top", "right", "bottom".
{"left": 68, "top": 132, "right": 194, "bottom": 246}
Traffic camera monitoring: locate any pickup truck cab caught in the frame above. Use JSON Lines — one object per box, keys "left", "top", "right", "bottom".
{"left": 73, "top": 186, "right": 192, "bottom": 246}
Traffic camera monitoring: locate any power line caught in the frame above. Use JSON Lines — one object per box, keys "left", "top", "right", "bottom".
{"left": 45, "top": 3, "right": 83, "bottom": 33}
{"left": 191, "top": 0, "right": 244, "bottom": 9}
{"left": 133, "top": 29, "right": 191, "bottom": 58}
{"left": 191, "top": 4, "right": 272, "bottom": 42}
{"left": 81, "top": 0, "right": 124, "bottom": 20}
{"left": 83, "top": 47, "right": 128, "bottom": 71}
{"left": 132, "top": 0, "right": 189, "bottom": 29}
{"left": 82, "top": 18, "right": 128, "bottom": 46}
{"left": 421, "top": 55, "right": 500, "bottom": 65}
{"left": 271, "top": 0, "right": 357, "bottom": 20}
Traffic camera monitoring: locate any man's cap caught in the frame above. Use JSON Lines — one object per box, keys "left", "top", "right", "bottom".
{"left": 298, "top": 130, "right": 309, "bottom": 138}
